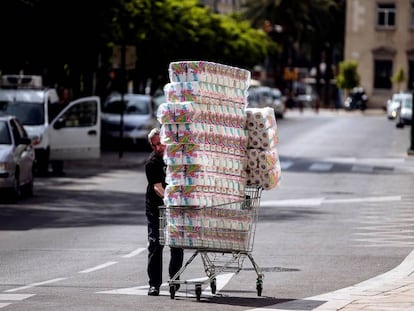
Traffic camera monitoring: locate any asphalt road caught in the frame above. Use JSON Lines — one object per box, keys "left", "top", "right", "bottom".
{"left": 1, "top": 108, "right": 414, "bottom": 311}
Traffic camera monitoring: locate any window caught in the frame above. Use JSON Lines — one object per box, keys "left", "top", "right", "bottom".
{"left": 411, "top": 3, "right": 414, "bottom": 28}
{"left": 408, "top": 60, "right": 414, "bottom": 90}
{"left": 374, "top": 60, "right": 393, "bottom": 89}
{"left": 61, "top": 101, "right": 97, "bottom": 128}
{"left": 0, "top": 121, "right": 11, "bottom": 145}
{"left": 377, "top": 3, "right": 396, "bottom": 27}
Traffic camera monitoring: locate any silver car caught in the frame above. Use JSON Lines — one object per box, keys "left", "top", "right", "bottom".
{"left": 395, "top": 93, "right": 413, "bottom": 127}
{"left": 247, "top": 86, "right": 285, "bottom": 119}
{"left": 101, "top": 93, "right": 158, "bottom": 147}
{"left": 0, "top": 114, "right": 35, "bottom": 201}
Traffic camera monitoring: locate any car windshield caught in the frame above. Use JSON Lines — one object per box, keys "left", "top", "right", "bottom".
{"left": 402, "top": 98, "right": 412, "bottom": 109}
{"left": 0, "top": 101, "right": 44, "bottom": 125}
{"left": 103, "top": 97, "right": 150, "bottom": 115}
{"left": 0, "top": 121, "right": 11, "bottom": 144}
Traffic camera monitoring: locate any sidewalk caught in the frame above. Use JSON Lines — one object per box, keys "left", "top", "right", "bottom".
{"left": 308, "top": 249, "right": 414, "bottom": 311}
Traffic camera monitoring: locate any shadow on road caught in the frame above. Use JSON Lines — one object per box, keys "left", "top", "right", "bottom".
{"left": 0, "top": 187, "right": 146, "bottom": 230}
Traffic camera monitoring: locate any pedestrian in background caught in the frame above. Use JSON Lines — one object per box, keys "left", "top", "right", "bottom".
{"left": 145, "top": 128, "right": 183, "bottom": 296}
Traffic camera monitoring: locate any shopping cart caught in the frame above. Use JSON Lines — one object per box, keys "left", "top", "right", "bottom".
{"left": 159, "top": 186, "right": 263, "bottom": 300}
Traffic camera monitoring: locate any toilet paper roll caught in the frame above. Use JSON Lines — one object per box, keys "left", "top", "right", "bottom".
{"left": 247, "top": 127, "right": 278, "bottom": 149}
{"left": 246, "top": 107, "right": 277, "bottom": 130}
{"left": 247, "top": 168, "right": 262, "bottom": 186}
{"left": 261, "top": 165, "right": 281, "bottom": 190}
{"left": 257, "top": 148, "right": 279, "bottom": 170}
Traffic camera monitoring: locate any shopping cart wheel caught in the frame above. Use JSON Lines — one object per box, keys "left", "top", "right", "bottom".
{"left": 195, "top": 284, "right": 202, "bottom": 301}
{"left": 210, "top": 278, "right": 216, "bottom": 294}
{"left": 169, "top": 285, "right": 176, "bottom": 299}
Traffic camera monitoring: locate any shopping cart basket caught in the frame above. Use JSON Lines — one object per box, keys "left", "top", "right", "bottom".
{"left": 159, "top": 186, "right": 263, "bottom": 300}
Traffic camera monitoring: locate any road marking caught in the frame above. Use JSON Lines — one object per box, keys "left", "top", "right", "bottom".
{"left": 260, "top": 196, "right": 401, "bottom": 207}
{"left": 79, "top": 261, "right": 118, "bottom": 273}
{"left": 261, "top": 198, "right": 325, "bottom": 207}
{"left": 97, "top": 273, "right": 235, "bottom": 297}
{"left": 324, "top": 196, "right": 401, "bottom": 204}
{"left": 0, "top": 294, "right": 34, "bottom": 300}
{"left": 309, "top": 163, "right": 334, "bottom": 171}
{"left": 122, "top": 247, "right": 146, "bottom": 258}
{"left": 0, "top": 303, "right": 11, "bottom": 309}
{"left": 4, "top": 278, "right": 66, "bottom": 293}
{"left": 351, "top": 164, "right": 374, "bottom": 173}
{"left": 280, "top": 161, "right": 294, "bottom": 170}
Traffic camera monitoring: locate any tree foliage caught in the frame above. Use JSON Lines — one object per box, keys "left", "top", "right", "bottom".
{"left": 335, "top": 60, "right": 360, "bottom": 92}
{"left": 0, "top": 0, "right": 276, "bottom": 96}
{"left": 391, "top": 67, "right": 406, "bottom": 92}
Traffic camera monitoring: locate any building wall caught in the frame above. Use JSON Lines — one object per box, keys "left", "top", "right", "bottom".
{"left": 345, "top": 0, "right": 414, "bottom": 108}
{"left": 201, "top": 0, "right": 245, "bottom": 14}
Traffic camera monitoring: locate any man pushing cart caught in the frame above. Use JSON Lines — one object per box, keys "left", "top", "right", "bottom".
{"left": 157, "top": 60, "right": 281, "bottom": 301}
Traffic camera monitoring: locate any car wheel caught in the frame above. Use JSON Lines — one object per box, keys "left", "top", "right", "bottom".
{"left": 9, "top": 170, "right": 21, "bottom": 202}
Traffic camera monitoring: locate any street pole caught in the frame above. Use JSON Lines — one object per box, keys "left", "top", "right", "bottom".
{"left": 119, "top": 43, "right": 127, "bottom": 159}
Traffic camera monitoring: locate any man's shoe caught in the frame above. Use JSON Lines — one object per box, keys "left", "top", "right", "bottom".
{"left": 148, "top": 286, "right": 159, "bottom": 296}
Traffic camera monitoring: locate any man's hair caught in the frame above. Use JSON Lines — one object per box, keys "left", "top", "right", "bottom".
{"left": 148, "top": 127, "right": 160, "bottom": 143}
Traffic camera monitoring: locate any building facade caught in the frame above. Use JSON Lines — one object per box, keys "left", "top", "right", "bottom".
{"left": 200, "top": 0, "right": 244, "bottom": 14}
{"left": 345, "top": 0, "right": 414, "bottom": 108}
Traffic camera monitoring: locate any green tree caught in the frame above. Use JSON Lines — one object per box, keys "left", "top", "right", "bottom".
{"left": 110, "top": 0, "right": 276, "bottom": 93}
{"left": 335, "top": 60, "right": 360, "bottom": 96}
{"left": 0, "top": 0, "right": 276, "bottom": 97}
{"left": 241, "top": 0, "right": 344, "bottom": 106}
{"left": 391, "top": 67, "right": 406, "bottom": 92}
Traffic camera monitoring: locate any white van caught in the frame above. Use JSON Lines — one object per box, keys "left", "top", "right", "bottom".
{"left": 0, "top": 75, "right": 101, "bottom": 174}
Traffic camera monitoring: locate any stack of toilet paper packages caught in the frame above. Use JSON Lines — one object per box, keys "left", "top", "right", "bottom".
{"left": 245, "top": 107, "right": 281, "bottom": 190}
{"left": 160, "top": 61, "right": 271, "bottom": 250}
{"left": 160, "top": 61, "right": 251, "bottom": 209}
{"left": 165, "top": 206, "right": 254, "bottom": 250}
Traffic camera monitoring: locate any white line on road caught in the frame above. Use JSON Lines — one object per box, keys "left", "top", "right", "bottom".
{"left": 4, "top": 278, "right": 66, "bottom": 293}
{"left": 79, "top": 261, "right": 118, "bottom": 274}
{"left": 0, "top": 294, "right": 35, "bottom": 301}
{"left": 309, "top": 163, "right": 334, "bottom": 171}
{"left": 0, "top": 303, "right": 11, "bottom": 309}
{"left": 260, "top": 196, "right": 401, "bottom": 207}
{"left": 97, "top": 273, "right": 235, "bottom": 297}
{"left": 324, "top": 196, "right": 401, "bottom": 204}
{"left": 122, "top": 247, "right": 146, "bottom": 258}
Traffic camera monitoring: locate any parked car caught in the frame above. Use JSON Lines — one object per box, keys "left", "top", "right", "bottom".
{"left": 0, "top": 75, "right": 101, "bottom": 175}
{"left": 387, "top": 92, "right": 408, "bottom": 120}
{"left": 101, "top": 93, "right": 158, "bottom": 147}
{"left": 395, "top": 92, "right": 413, "bottom": 127}
{"left": 293, "top": 81, "right": 320, "bottom": 110}
{"left": 247, "top": 86, "right": 285, "bottom": 118}
{"left": 0, "top": 114, "right": 35, "bottom": 201}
